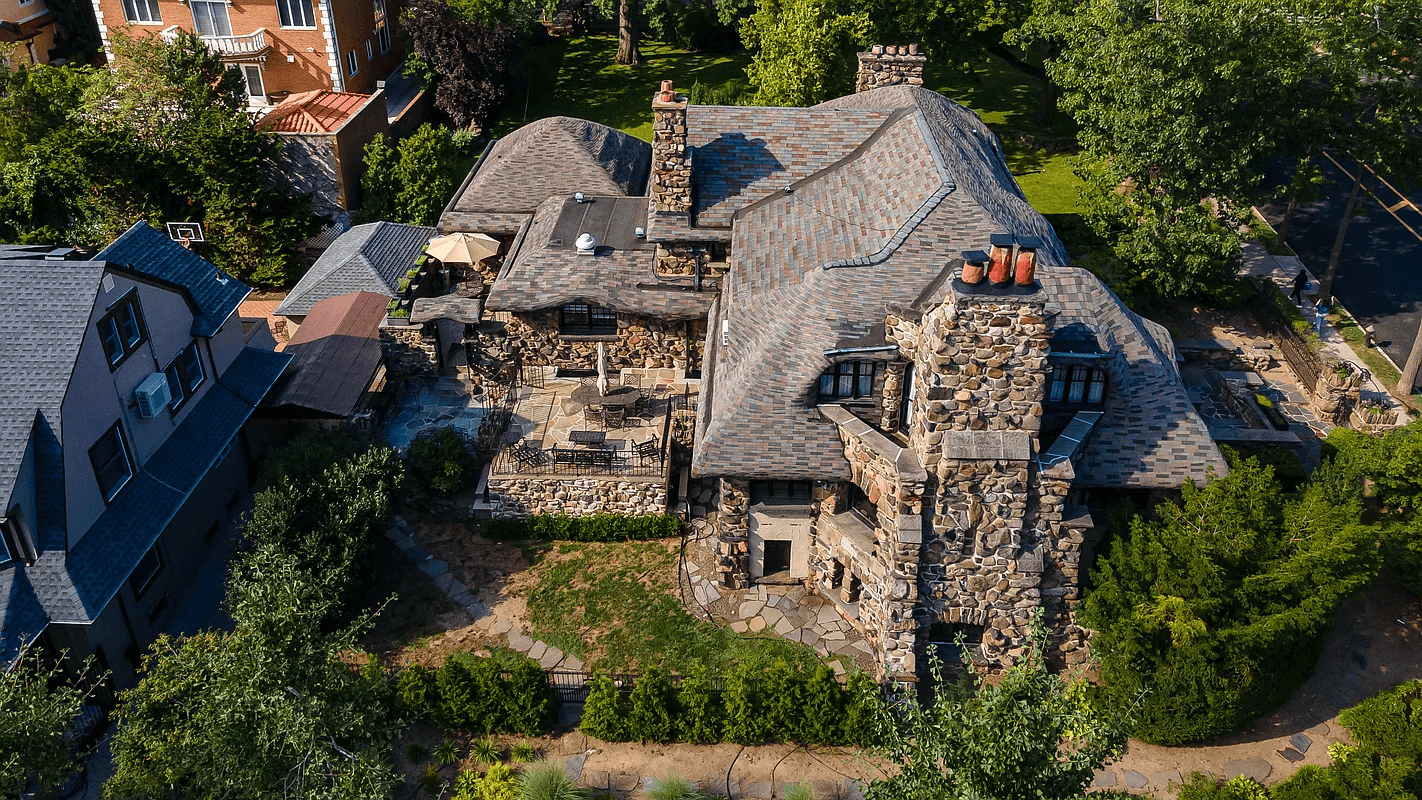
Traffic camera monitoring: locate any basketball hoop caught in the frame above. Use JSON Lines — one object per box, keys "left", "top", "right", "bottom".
{"left": 164, "top": 222, "right": 205, "bottom": 248}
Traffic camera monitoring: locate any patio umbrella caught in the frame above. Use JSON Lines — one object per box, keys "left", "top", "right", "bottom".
{"left": 426, "top": 232, "right": 499, "bottom": 265}
{"left": 596, "top": 341, "right": 609, "bottom": 397}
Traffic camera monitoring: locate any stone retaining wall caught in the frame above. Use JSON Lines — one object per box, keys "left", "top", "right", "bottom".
{"left": 471, "top": 310, "right": 703, "bottom": 374}
{"left": 488, "top": 476, "right": 668, "bottom": 518}
{"left": 382, "top": 324, "right": 438, "bottom": 379}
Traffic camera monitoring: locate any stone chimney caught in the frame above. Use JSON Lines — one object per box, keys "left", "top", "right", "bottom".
{"left": 855, "top": 44, "right": 927, "bottom": 93}
{"left": 650, "top": 80, "right": 692, "bottom": 214}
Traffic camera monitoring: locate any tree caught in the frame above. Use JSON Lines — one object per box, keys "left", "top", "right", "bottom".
{"left": 358, "top": 126, "right": 460, "bottom": 225}
{"left": 1017, "top": 0, "right": 1336, "bottom": 297}
{"left": 1, "top": 649, "right": 101, "bottom": 796}
{"left": 1082, "top": 450, "right": 1381, "bottom": 744}
{"left": 599, "top": 0, "right": 644, "bottom": 65}
{"left": 740, "top": 0, "right": 869, "bottom": 106}
{"left": 402, "top": 0, "right": 522, "bottom": 131}
{"left": 359, "top": 131, "right": 401, "bottom": 223}
{"left": 864, "top": 613, "right": 1131, "bottom": 800}
{"left": 625, "top": 667, "right": 677, "bottom": 743}
{"left": 104, "top": 548, "right": 402, "bottom": 799}
{"left": 1397, "top": 307, "right": 1422, "bottom": 396}
{"left": 579, "top": 671, "right": 627, "bottom": 741}
{"left": 0, "top": 32, "right": 317, "bottom": 286}
{"left": 675, "top": 662, "right": 722, "bottom": 743}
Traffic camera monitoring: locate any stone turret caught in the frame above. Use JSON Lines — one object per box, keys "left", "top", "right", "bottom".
{"left": 650, "top": 80, "right": 692, "bottom": 214}
{"left": 855, "top": 44, "right": 927, "bottom": 93}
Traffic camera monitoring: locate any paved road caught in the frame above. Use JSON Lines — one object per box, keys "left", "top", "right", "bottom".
{"left": 1260, "top": 153, "right": 1422, "bottom": 381}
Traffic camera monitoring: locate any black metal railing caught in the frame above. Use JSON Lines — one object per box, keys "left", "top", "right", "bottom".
{"left": 1248, "top": 278, "right": 1323, "bottom": 393}
{"left": 492, "top": 445, "right": 666, "bottom": 477}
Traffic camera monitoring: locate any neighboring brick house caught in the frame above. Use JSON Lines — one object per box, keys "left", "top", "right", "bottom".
{"left": 0, "top": 0, "right": 57, "bottom": 66}
{"left": 441, "top": 49, "right": 1227, "bottom": 682}
{"left": 260, "top": 89, "right": 389, "bottom": 215}
{"left": 0, "top": 223, "right": 290, "bottom": 687}
{"left": 89, "top": 0, "right": 404, "bottom": 106}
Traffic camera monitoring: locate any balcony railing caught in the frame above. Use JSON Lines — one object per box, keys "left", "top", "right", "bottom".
{"left": 160, "top": 26, "right": 269, "bottom": 57}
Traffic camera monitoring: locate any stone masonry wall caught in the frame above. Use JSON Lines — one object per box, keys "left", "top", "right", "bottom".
{"left": 716, "top": 478, "right": 751, "bottom": 589}
{"left": 811, "top": 410, "right": 926, "bottom": 680}
{"left": 488, "top": 477, "right": 668, "bottom": 519}
{"left": 651, "top": 85, "right": 692, "bottom": 214}
{"left": 471, "top": 310, "right": 702, "bottom": 373}
{"left": 855, "top": 45, "right": 927, "bottom": 94}
{"left": 382, "top": 325, "right": 438, "bottom": 379}
{"left": 887, "top": 286, "right": 1058, "bottom": 666}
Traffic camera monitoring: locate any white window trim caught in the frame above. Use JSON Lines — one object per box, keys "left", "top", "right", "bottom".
{"left": 275, "top": 0, "right": 319, "bottom": 29}
{"left": 345, "top": 49, "right": 358, "bottom": 77}
{"left": 18, "top": 0, "right": 36, "bottom": 7}
{"left": 120, "top": 0, "right": 163, "bottom": 25}
{"left": 364, "top": 39, "right": 372, "bottom": 60}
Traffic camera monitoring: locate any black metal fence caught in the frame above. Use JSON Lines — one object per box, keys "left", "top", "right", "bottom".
{"left": 491, "top": 446, "right": 667, "bottom": 477}
{"left": 1248, "top": 278, "right": 1323, "bottom": 393}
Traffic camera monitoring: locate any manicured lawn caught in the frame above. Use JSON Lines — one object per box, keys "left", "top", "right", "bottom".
{"left": 494, "top": 36, "right": 753, "bottom": 140}
{"left": 494, "top": 37, "right": 1083, "bottom": 217}
{"left": 522, "top": 540, "right": 818, "bottom": 674}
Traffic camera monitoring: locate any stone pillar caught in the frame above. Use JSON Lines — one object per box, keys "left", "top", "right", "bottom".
{"left": 654, "top": 243, "right": 704, "bottom": 276}
{"left": 715, "top": 477, "right": 750, "bottom": 589}
{"left": 879, "top": 361, "right": 908, "bottom": 433}
{"left": 855, "top": 44, "right": 927, "bottom": 93}
{"left": 1311, "top": 360, "right": 1363, "bottom": 424}
{"left": 650, "top": 81, "right": 691, "bottom": 214}
{"left": 381, "top": 324, "right": 438, "bottom": 380}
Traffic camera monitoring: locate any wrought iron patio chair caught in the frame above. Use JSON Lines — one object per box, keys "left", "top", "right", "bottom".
{"left": 601, "top": 407, "right": 625, "bottom": 429}
{"left": 634, "top": 435, "right": 662, "bottom": 464}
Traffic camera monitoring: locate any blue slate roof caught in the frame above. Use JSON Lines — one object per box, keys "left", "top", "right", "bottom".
{"left": 0, "top": 346, "right": 290, "bottom": 661}
{"left": 95, "top": 222, "right": 251, "bottom": 338}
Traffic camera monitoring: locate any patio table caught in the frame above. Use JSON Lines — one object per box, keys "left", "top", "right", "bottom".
{"left": 569, "top": 430, "right": 606, "bottom": 446}
{"left": 570, "top": 384, "right": 640, "bottom": 408}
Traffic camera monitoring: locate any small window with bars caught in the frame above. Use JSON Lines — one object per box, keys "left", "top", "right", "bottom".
{"left": 1047, "top": 364, "right": 1107, "bottom": 406}
{"left": 559, "top": 303, "right": 618, "bottom": 335}
{"left": 818, "top": 360, "right": 880, "bottom": 401}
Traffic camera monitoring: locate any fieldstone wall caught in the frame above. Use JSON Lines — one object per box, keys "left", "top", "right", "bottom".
{"left": 488, "top": 477, "right": 668, "bottom": 518}
{"left": 716, "top": 478, "right": 751, "bottom": 588}
{"left": 885, "top": 283, "right": 1062, "bottom": 666}
{"left": 855, "top": 45, "right": 927, "bottom": 94}
{"left": 651, "top": 84, "right": 692, "bottom": 214}
{"left": 812, "top": 406, "right": 926, "bottom": 680}
{"left": 1312, "top": 361, "right": 1363, "bottom": 422}
{"left": 382, "top": 324, "right": 438, "bottom": 379}
{"left": 470, "top": 310, "right": 702, "bottom": 374}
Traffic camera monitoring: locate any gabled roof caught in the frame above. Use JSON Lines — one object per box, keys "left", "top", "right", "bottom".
{"left": 4, "top": 346, "right": 290, "bottom": 662}
{"left": 266, "top": 291, "right": 387, "bottom": 418}
{"left": 259, "top": 90, "right": 374, "bottom": 134}
{"left": 487, "top": 196, "right": 713, "bottom": 320}
{"left": 95, "top": 222, "right": 251, "bottom": 338}
{"left": 440, "top": 117, "right": 651, "bottom": 235}
{"left": 275, "top": 222, "right": 433, "bottom": 316}
{"left": 0, "top": 259, "right": 105, "bottom": 514}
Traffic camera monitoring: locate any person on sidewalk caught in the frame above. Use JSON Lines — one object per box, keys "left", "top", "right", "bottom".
{"left": 1292, "top": 268, "right": 1309, "bottom": 304}
{"left": 1314, "top": 299, "right": 1329, "bottom": 336}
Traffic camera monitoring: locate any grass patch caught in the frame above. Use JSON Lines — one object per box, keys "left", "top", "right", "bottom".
{"left": 522, "top": 541, "right": 817, "bottom": 674}
{"left": 1331, "top": 304, "right": 1403, "bottom": 387}
{"left": 496, "top": 36, "right": 753, "bottom": 140}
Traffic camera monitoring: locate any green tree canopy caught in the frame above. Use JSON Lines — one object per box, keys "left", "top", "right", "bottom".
{"left": 0, "top": 30, "right": 317, "bottom": 286}
{"left": 1, "top": 649, "right": 101, "bottom": 795}
{"left": 1082, "top": 449, "right": 1380, "bottom": 744}
{"left": 740, "top": 0, "right": 869, "bottom": 106}
{"left": 865, "top": 614, "right": 1131, "bottom": 800}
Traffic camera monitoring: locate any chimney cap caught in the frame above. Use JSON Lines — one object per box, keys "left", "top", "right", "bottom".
{"left": 962, "top": 249, "right": 989, "bottom": 264}
{"left": 657, "top": 79, "right": 678, "bottom": 103}
{"left": 1017, "top": 236, "right": 1042, "bottom": 249}
{"left": 989, "top": 233, "right": 1016, "bottom": 247}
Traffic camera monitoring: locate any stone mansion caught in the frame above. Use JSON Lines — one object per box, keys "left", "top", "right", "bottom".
{"left": 436, "top": 47, "right": 1227, "bottom": 681}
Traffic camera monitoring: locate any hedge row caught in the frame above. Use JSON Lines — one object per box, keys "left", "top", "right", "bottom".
{"left": 481, "top": 513, "right": 683, "bottom": 542}
{"left": 580, "top": 661, "right": 880, "bottom": 747}
{"left": 397, "top": 652, "right": 555, "bottom": 736}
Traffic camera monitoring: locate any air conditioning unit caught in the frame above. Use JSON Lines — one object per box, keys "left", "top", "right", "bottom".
{"left": 135, "top": 372, "right": 172, "bottom": 419}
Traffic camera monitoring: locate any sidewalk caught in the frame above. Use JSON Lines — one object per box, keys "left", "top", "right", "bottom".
{"left": 1239, "top": 243, "right": 1412, "bottom": 424}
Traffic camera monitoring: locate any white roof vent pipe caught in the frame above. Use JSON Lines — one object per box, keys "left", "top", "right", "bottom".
{"left": 575, "top": 233, "right": 597, "bottom": 255}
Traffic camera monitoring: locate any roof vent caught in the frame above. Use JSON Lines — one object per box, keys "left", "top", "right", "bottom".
{"left": 575, "top": 233, "right": 597, "bottom": 255}
{"left": 634, "top": 227, "right": 646, "bottom": 239}
{"left": 575, "top": 192, "right": 587, "bottom": 204}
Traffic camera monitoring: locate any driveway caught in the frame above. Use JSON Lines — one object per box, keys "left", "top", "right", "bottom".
{"left": 1259, "top": 153, "right": 1422, "bottom": 380}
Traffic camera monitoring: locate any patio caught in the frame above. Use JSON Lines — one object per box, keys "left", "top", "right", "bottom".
{"left": 491, "top": 368, "right": 694, "bottom": 479}
{"left": 384, "top": 378, "right": 497, "bottom": 452}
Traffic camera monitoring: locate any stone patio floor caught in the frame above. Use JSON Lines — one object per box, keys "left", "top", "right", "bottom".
{"left": 502, "top": 369, "right": 696, "bottom": 457}
{"left": 383, "top": 378, "right": 492, "bottom": 452}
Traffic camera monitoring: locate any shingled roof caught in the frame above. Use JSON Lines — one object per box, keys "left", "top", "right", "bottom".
{"left": 276, "top": 222, "right": 433, "bottom": 316}
{"left": 266, "top": 291, "right": 387, "bottom": 418}
{"left": 96, "top": 222, "right": 251, "bottom": 338}
{"left": 440, "top": 117, "right": 651, "bottom": 236}
{"left": 693, "top": 86, "right": 1219, "bottom": 487}
{"left": 487, "top": 196, "right": 713, "bottom": 320}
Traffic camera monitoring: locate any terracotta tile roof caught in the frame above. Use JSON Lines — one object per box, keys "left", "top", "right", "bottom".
{"left": 260, "top": 90, "right": 374, "bottom": 134}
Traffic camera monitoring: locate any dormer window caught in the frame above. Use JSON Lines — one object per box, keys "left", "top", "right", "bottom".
{"left": 98, "top": 291, "right": 148, "bottom": 369}
{"left": 819, "top": 360, "right": 880, "bottom": 401}
{"left": 1048, "top": 364, "right": 1106, "bottom": 406}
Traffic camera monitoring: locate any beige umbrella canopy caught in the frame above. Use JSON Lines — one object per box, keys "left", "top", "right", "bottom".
{"left": 426, "top": 232, "right": 499, "bottom": 265}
